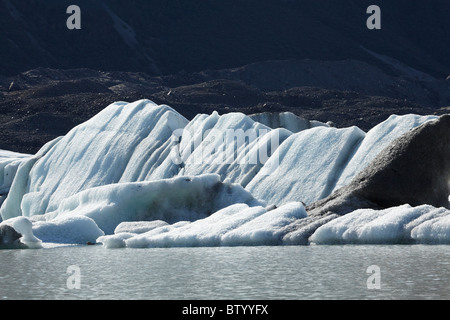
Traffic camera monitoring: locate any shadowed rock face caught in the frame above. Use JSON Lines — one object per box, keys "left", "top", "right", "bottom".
{"left": 308, "top": 114, "right": 450, "bottom": 216}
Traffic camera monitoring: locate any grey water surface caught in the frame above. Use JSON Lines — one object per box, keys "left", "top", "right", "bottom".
{"left": 1, "top": 245, "right": 449, "bottom": 300}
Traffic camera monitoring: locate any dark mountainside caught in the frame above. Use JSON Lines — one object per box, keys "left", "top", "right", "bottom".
{"left": 2, "top": 0, "right": 450, "bottom": 78}
{"left": 0, "top": 0, "right": 449, "bottom": 153}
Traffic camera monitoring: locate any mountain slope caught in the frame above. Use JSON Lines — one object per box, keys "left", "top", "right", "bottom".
{"left": 1, "top": 66, "right": 447, "bottom": 154}
{"left": 1, "top": 0, "right": 449, "bottom": 78}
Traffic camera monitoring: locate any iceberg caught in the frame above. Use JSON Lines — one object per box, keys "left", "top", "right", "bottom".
{"left": 0, "top": 98, "right": 445, "bottom": 247}
{"left": 221, "top": 202, "right": 307, "bottom": 246}
{"left": 0, "top": 149, "right": 32, "bottom": 206}
{"left": 0, "top": 216, "right": 42, "bottom": 248}
{"left": 0, "top": 150, "right": 32, "bottom": 159}
{"left": 410, "top": 209, "right": 450, "bottom": 244}
{"left": 246, "top": 125, "right": 365, "bottom": 205}
{"left": 16, "top": 100, "right": 188, "bottom": 218}
{"left": 40, "top": 174, "right": 263, "bottom": 235}
{"left": 306, "top": 114, "right": 450, "bottom": 219}
{"left": 0, "top": 138, "right": 61, "bottom": 220}
{"left": 32, "top": 215, "right": 104, "bottom": 244}
{"left": 246, "top": 113, "right": 440, "bottom": 207}
{"left": 129, "top": 204, "right": 267, "bottom": 248}
{"left": 97, "top": 201, "right": 306, "bottom": 248}
{"left": 309, "top": 204, "right": 450, "bottom": 244}
{"left": 333, "top": 114, "right": 438, "bottom": 191}
{"left": 177, "top": 111, "right": 291, "bottom": 187}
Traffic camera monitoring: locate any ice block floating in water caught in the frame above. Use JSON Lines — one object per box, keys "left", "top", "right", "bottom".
{"left": 0, "top": 99, "right": 448, "bottom": 248}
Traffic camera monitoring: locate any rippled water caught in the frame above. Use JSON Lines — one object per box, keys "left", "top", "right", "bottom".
{"left": 1, "top": 245, "right": 450, "bottom": 300}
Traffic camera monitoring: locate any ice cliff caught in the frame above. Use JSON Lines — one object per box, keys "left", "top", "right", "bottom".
{"left": 0, "top": 99, "right": 448, "bottom": 248}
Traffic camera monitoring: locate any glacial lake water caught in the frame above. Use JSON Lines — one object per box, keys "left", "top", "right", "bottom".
{"left": 1, "top": 244, "right": 450, "bottom": 300}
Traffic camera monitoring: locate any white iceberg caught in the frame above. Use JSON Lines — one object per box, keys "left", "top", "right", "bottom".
{"left": 0, "top": 150, "right": 31, "bottom": 192}
{"left": 309, "top": 204, "right": 450, "bottom": 244}
{"left": 41, "top": 174, "right": 263, "bottom": 235}
{"left": 32, "top": 215, "right": 104, "bottom": 244}
{"left": 410, "top": 208, "right": 450, "bottom": 244}
{"left": 99, "top": 201, "right": 307, "bottom": 248}
{"left": 0, "top": 216, "right": 42, "bottom": 248}
{"left": 177, "top": 111, "right": 291, "bottom": 187}
{"left": 16, "top": 100, "right": 188, "bottom": 218}
{"left": 0, "top": 98, "right": 443, "bottom": 247}
{"left": 118, "top": 221, "right": 191, "bottom": 248}
{"left": 246, "top": 125, "right": 365, "bottom": 205}
{"left": 0, "top": 149, "right": 32, "bottom": 207}
{"left": 221, "top": 202, "right": 307, "bottom": 246}
{"left": 127, "top": 204, "right": 267, "bottom": 248}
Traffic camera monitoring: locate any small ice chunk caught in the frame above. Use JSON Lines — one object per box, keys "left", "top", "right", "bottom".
{"left": 1, "top": 216, "right": 42, "bottom": 248}
{"left": 32, "top": 215, "right": 104, "bottom": 244}
{"left": 221, "top": 202, "right": 307, "bottom": 246}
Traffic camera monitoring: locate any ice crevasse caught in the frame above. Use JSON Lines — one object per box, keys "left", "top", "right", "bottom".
{"left": 0, "top": 99, "right": 448, "bottom": 248}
